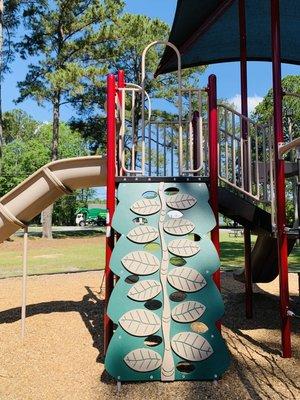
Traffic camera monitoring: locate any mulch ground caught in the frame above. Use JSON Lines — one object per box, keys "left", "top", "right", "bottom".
{"left": 0, "top": 271, "right": 299, "bottom": 400}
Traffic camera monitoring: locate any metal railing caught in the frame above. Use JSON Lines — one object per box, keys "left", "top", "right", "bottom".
{"left": 116, "top": 41, "right": 209, "bottom": 178}
{"left": 217, "top": 104, "right": 274, "bottom": 204}
{"left": 116, "top": 74, "right": 279, "bottom": 223}
{"left": 116, "top": 89, "right": 208, "bottom": 177}
{"left": 115, "top": 42, "right": 300, "bottom": 235}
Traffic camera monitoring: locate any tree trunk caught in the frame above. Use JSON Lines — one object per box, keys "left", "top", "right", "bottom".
{"left": 0, "top": 0, "right": 4, "bottom": 171}
{"left": 42, "top": 92, "right": 60, "bottom": 239}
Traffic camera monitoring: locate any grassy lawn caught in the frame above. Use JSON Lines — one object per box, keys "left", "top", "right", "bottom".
{"left": 220, "top": 231, "right": 299, "bottom": 272}
{"left": 0, "top": 232, "right": 105, "bottom": 279}
{"left": 0, "top": 230, "right": 298, "bottom": 279}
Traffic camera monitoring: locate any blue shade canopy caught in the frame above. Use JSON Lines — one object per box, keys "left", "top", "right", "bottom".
{"left": 157, "top": 0, "right": 300, "bottom": 75}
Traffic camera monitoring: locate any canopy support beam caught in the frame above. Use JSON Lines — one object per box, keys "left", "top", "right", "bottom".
{"left": 239, "top": 0, "right": 253, "bottom": 320}
{"left": 271, "top": 0, "right": 292, "bottom": 358}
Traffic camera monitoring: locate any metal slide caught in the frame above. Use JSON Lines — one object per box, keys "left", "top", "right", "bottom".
{"left": 218, "top": 187, "right": 298, "bottom": 283}
{"left": 0, "top": 156, "right": 107, "bottom": 243}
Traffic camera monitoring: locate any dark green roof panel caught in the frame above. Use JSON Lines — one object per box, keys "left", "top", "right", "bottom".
{"left": 158, "top": 0, "right": 300, "bottom": 74}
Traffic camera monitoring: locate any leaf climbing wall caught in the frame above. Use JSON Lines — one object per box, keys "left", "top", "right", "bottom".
{"left": 105, "top": 182, "right": 230, "bottom": 382}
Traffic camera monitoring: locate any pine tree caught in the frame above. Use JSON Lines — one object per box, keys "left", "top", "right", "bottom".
{"left": 16, "top": 0, "right": 124, "bottom": 238}
{"left": 0, "top": 0, "right": 24, "bottom": 167}
{"left": 70, "top": 14, "right": 207, "bottom": 153}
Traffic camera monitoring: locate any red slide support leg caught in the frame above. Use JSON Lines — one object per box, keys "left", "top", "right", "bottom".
{"left": 208, "top": 74, "right": 221, "bottom": 331}
{"left": 238, "top": 0, "right": 253, "bottom": 319}
{"left": 104, "top": 74, "right": 117, "bottom": 355}
{"left": 271, "top": 0, "right": 291, "bottom": 358}
{"left": 244, "top": 228, "right": 253, "bottom": 318}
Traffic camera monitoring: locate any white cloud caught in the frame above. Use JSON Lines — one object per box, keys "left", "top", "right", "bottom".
{"left": 228, "top": 94, "right": 263, "bottom": 113}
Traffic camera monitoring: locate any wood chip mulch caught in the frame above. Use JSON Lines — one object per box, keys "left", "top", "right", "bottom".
{"left": 0, "top": 271, "right": 299, "bottom": 400}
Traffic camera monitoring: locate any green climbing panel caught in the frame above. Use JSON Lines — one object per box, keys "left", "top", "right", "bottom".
{"left": 105, "top": 182, "right": 230, "bottom": 382}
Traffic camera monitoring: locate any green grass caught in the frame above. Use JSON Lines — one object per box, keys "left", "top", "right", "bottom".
{"left": 0, "top": 231, "right": 298, "bottom": 279}
{"left": 0, "top": 234, "right": 105, "bottom": 279}
{"left": 219, "top": 231, "right": 300, "bottom": 272}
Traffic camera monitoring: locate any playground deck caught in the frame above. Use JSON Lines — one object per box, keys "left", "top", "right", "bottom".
{"left": 0, "top": 271, "right": 299, "bottom": 400}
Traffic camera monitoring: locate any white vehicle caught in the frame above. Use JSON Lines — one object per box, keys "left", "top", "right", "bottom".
{"left": 75, "top": 213, "right": 85, "bottom": 227}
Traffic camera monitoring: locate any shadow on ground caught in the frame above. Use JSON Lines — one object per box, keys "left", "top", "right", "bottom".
{"left": 0, "top": 285, "right": 106, "bottom": 365}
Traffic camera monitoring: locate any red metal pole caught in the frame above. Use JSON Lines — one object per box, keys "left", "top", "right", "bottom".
{"left": 271, "top": 0, "right": 291, "bottom": 358}
{"left": 192, "top": 110, "right": 200, "bottom": 174}
{"left": 208, "top": 75, "right": 221, "bottom": 331}
{"left": 117, "top": 70, "right": 125, "bottom": 176}
{"left": 104, "top": 73, "right": 116, "bottom": 354}
{"left": 239, "top": 0, "right": 248, "bottom": 141}
{"left": 239, "top": 0, "right": 253, "bottom": 319}
{"left": 117, "top": 70, "right": 125, "bottom": 100}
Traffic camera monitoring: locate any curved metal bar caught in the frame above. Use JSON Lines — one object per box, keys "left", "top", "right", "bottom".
{"left": 141, "top": 41, "right": 183, "bottom": 175}
{"left": 125, "top": 83, "right": 152, "bottom": 124}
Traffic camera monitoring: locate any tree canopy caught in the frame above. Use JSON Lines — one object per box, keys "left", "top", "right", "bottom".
{"left": 253, "top": 75, "right": 300, "bottom": 141}
{"left": 0, "top": 116, "right": 86, "bottom": 195}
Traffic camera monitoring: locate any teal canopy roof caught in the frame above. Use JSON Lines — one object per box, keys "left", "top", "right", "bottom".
{"left": 157, "top": 0, "right": 300, "bottom": 75}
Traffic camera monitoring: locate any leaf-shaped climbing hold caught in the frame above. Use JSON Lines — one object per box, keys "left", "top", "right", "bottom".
{"left": 127, "top": 226, "right": 159, "bottom": 244}
{"left": 131, "top": 198, "right": 161, "bottom": 216}
{"left": 171, "top": 301, "right": 206, "bottom": 323}
{"left": 171, "top": 332, "right": 213, "bottom": 361}
{"left": 164, "top": 218, "right": 195, "bottom": 236}
{"left": 168, "top": 267, "right": 206, "bottom": 292}
{"left": 124, "top": 348, "right": 162, "bottom": 372}
{"left": 122, "top": 251, "right": 160, "bottom": 275}
{"left": 128, "top": 280, "right": 161, "bottom": 301}
{"left": 168, "top": 239, "right": 199, "bottom": 257}
{"left": 166, "top": 193, "right": 197, "bottom": 210}
{"left": 119, "top": 309, "right": 161, "bottom": 336}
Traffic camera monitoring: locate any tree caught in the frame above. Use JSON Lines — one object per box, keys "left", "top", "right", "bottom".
{"left": 71, "top": 14, "right": 207, "bottom": 169}
{"left": 113, "top": 15, "right": 206, "bottom": 171}
{"left": 0, "top": 118, "right": 86, "bottom": 195}
{"left": 69, "top": 115, "right": 106, "bottom": 155}
{"left": 0, "top": 114, "right": 93, "bottom": 226}
{"left": 114, "top": 14, "right": 204, "bottom": 99}
{"left": 253, "top": 75, "right": 300, "bottom": 226}
{"left": 17, "top": 0, "right": 124, "bottom": 238}
{"left": 253, "top": 75, "right": 300, "bottom": 142}
{"left": 2, "top": 108, "right": 38, "bottom": 143}
{"left": 0, "top": 1, "right": 26, "bottom": 164}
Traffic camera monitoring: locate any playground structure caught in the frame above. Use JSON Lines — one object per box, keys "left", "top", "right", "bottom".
{"left": 102, "top": 41, "right": 299, "bottom": 381}
{"left": 0, "top": 0, "right": 299, "bottom": 385}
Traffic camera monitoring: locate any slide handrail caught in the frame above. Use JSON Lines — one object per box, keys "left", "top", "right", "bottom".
{"left": 279, "top": 137, "right": 300, "bottom": 158}
{"left": 217, "top": 104, "right": 273, "bottom": 204}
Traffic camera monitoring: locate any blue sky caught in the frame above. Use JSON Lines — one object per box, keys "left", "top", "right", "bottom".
{"left": 2, "top": 0, "right": 299, "bottom": 121}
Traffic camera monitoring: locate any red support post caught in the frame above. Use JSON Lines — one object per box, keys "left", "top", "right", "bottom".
{"left": 117, "top": 70, "right": 125, "bottom": 100}
{"left": 244, "top": 228, "right": 253, "bottom": 317}
{"left": 271, "top": 0, "right": 292, "bottom": 358}
{"left": 239, "top": 0, "right": 249, "bottom": 142}
{"left": 239, "top": 0, "right": 253, "bottom": 319}
{"left": 117, "top": 70, "right": 125, "bottom": 176}
{"left": 104, "top": 73, "right": 117, "bottom": 354}
{"left": 192, "top": 111, "right": 200, "bottom": 174}
{"left": 208, "top": 75, "right": 221, "bottom": 332}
